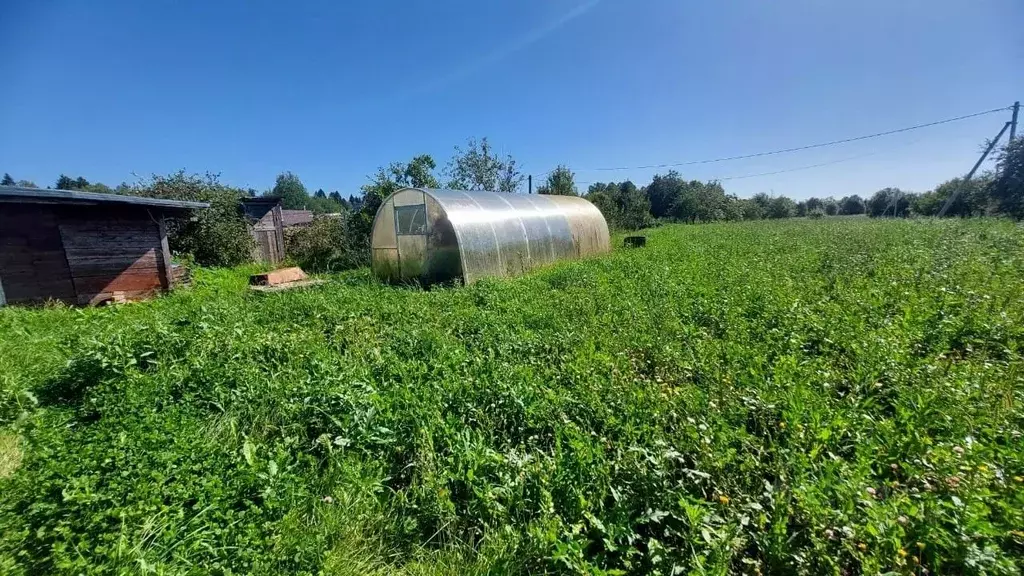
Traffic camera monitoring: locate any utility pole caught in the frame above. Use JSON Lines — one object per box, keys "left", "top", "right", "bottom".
{"left": 1011, "top": 101, "right": 1020, "bottom": 142}
{"left": 528, "top": 174, "right": 532, "bottom": 194}
{"left": 938, "top": 121, "right": 1011, "bottom": 217}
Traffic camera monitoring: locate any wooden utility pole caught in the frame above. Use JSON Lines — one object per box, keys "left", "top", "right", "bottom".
{"left": 1011, "top": 101, "right": 1020, "bottom": 141}
{"left": 528, "top": 174, "right": 532, "bottom": 194}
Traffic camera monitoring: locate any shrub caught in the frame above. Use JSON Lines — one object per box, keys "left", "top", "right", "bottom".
{"left": 765, "top": 196, "right": 796, "bottom": 219}
{"left": 586, "top": 181, "right": 652, "bottom": 230}
{"left": 285, "top": 213, "right": 369, "bottom": 272}
{"left": 131, "top": 171, "right": 253, "bottom": 266}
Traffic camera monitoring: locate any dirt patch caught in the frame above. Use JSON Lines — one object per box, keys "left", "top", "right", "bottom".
{"left": 0, "top": 432, "right": 23, "bottom": 479}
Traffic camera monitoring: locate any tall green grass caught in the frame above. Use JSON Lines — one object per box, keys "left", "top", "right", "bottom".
{"left": 1, "top": 219, "right": 1023, "bottom": 574}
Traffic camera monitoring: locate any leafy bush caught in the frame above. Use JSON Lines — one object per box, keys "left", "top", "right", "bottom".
{"left": 765, "top": 195, "right": 796, "bottom": 218}
{"left": 586, "top": 181, "right": 653, "bottom": 230}
{"left": 285, "top": 214, "right": 369, "bottom": 272}
{"left": 131, "top": 171, "right": 253, "bottom": 266}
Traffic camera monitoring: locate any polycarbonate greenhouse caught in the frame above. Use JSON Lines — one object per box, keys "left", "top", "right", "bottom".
{"left": 371, "top": 188, "right": 611, "bottom": 284}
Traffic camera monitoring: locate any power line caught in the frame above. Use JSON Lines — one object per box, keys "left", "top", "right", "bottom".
{"left": 715, "top": 151, "right": 879, "bottom": 181}
{"left": 573, "top": 135, "right": 930, "bottom": 188}
{"left": 575, "top": 151, "right": 876, "bottom": 188}
{"left": 535, "top": 105, "right": 1011, "bottom": 177}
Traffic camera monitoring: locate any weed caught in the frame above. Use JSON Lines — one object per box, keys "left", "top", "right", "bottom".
{"left": 1, "top": 219, "right": 1023, "bottom": 574}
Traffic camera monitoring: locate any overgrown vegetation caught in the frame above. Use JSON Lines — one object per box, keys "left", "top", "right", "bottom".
{"left": 2, "top": 219, "right": 1023, "bottom": 574}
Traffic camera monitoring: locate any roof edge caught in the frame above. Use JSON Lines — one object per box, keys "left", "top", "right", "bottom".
{"left": 0, "top": 186, "right": 209, "bottom": 210}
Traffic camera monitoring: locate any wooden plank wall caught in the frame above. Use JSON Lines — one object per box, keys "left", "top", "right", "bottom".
{"left": 0, "top": 204, "right": 172, "bottom": 305}
{"left": 0, "top": 206, "right": 77, "bottom": 303}
{"left": 244, "top": 203, "right": 285, "bottom": 264}
{"left": 56, "top": 206, "right": 169, "bottom": 305}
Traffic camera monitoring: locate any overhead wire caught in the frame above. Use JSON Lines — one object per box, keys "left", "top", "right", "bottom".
{"left": 533, "top": 105, "right": 1011, "bottom": 178}
{"left": 571, "top": 135, "right": 929, "bottom": 189}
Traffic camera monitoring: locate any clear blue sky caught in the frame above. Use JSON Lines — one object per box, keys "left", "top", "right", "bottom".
{"left": 1, "top": 0, "right": 1021, "bottom": 199}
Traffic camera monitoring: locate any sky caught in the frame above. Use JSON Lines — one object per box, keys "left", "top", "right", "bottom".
{"left": 1, "top": 0, "right": 1021, "bottom": 200}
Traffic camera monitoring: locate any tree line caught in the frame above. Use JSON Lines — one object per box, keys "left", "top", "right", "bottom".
{"left": 3, "top": 136, "right": 1021, "bottom": 271}
{"left": 537, "top": 137, "right": 1024, "bottom": 229}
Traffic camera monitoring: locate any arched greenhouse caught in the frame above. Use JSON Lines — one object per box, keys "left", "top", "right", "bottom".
{"left": 371, "top": 188, "right": 611, "bottom": 284}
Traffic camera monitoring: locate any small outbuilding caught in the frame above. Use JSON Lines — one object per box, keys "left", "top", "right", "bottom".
{"left": 371, "top": 187, "right": 610, "bottom": 284}
{"left": 241, "top": 198, "right": 286, "bottom": 265}
{"left": 0, "top": 186, "right": 207, "bottom": 306}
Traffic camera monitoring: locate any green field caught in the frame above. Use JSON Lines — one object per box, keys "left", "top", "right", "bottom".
{"left": 2, "top": 219, "right": 1023, "bottom": 575}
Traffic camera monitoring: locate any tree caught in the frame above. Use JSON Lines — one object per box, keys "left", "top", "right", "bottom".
{"left": 444, "top": 137, "right": 523, "bottom": 193}
{"left": 722, "top": 195, "right": 748, "bottom": 221}
{"left": 751, "top": 193, "right": 772, "bottom": 214}
{"left": 914, "top": 176, "right": 991, "bottom": 217}
{"left": 15, "top": 180, "right": 38, "bottom": 188}
{"left": 586, "top": 181, "right": 651, "bottom": 230}
{"left": 867, "top": 187, "right": 912, "bottom": 217}
{"left": 266, "top": 171, "right": 310, "bottom": 210}
{"left": 766, "top": 196, "right": 796, "bottom": 219}
{"left": 670, "top": 180, "right": 728, "bottom": 222}
{"left": 645, "top": 172, "right": 729, "bottom": 223}
{"left": 796, "top": 201, "right": 808, "bottom": 217}
{"left": 363, "top": 154, "right": 441, "bottom": 210}
{"left": 537, "top": 165, "right": 577, "bottom": 196}
{"left": 328, "top": 191, "right": 349, "bottom": 210}
{"left": 55, "top": 174, "right": 90, "bottom": 190}
{"left": 84, "top": 182, "right": 114, "bottom": 194}
{"left": 738, "top": 197, "right": 764, "bottom": 220}
{"left": 1, "top": 173, "right": 14, "bottom": 186}
{"left": 314, "top": 188, "right": 327, "bottom": 198}
{"left": 989, "top": 137, "right": 1024, "bottom": 219}
{"left": 645, "top": 171, "right": 685, "bottom": 218}
{"left": 839, "top": 195, "right": 865, "bottom": 215}
{"left": 403, "top": 154, "right": 441, "bottom": 190}
{"left": 823, "top": 197, "right": 839, "bottom": 216}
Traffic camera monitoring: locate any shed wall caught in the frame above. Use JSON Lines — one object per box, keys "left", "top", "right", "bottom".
{"left": 0, "top": 206, "right": 76, "bottom": 302}
{"left": 0, "top": 204, "right": 170, "bottom": 305}
{"left": 58, "top": 206, "right": 169, "bottom": 304}
{"left": 242, "top": 201, "right": 286, "bottom": 264}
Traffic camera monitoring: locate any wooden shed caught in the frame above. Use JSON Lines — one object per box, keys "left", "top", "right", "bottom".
{"left": 241, "top": 198, "right": 286, "bottom": 264}
{"left": 0, "top": 186, "right": 207, "bottom": 306}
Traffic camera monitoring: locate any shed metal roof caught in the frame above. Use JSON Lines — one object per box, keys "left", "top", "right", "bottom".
{"left": 0, "top": 186, "right": 209, "bottom": 211}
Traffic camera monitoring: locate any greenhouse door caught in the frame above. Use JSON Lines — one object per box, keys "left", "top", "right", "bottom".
{"left": 394, "top": 203, "right": 428, "bottom": 279}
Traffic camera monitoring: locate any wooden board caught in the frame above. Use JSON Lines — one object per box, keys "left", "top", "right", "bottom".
{"left": 56, "top": 206, "right": 168, "bottom": 304}
{"left": 0, "top": 206, "right": 76, "bottom": 303}
{"left": 249, "top": 267, "right": 307, "bottom": 286}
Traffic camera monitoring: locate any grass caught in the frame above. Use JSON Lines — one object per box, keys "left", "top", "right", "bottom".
{"left": 1, "top": 218, "right": 1023, "bottom": 575}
